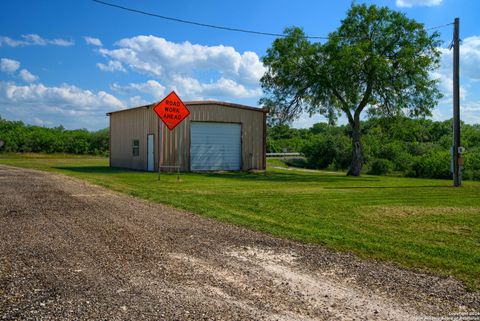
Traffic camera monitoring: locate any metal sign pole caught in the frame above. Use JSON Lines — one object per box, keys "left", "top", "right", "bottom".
{"left": 177, "top": 125, "right": 181, "bottom": 182}
{"left": 158, "top": 121, "right": 162, "bottom": 181}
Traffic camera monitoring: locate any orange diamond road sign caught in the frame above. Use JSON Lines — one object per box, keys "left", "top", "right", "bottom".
{"left": 153, "top": 91, "right": 190, "bottom": 131}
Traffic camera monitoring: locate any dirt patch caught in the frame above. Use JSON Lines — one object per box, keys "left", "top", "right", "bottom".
{"left": 0, "top": 165, "right": 478, "bottom": 320}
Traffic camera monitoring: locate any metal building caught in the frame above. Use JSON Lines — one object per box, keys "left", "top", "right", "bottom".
{"left": 107, "top": 101, "right": 267, "bottom": 172}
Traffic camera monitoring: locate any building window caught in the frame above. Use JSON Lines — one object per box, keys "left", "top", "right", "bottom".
{"left": 132, "top": 139, "right": 139, "bottom": 156}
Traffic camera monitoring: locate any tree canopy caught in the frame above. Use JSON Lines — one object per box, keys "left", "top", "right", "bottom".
{"left": 260, "top": 3, "right": 443, "bottom": 176}
{"left": 0, "top": 116, "right": 109, "bottom": 155}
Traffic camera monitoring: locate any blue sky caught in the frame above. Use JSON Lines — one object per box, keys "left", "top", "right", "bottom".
{"left": 0, "top": 0, "right": 479, "bottom": 130}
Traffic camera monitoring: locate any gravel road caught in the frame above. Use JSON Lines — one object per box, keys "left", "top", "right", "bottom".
{"left": 0, "top": 165, "right": 478, "bottom": 320}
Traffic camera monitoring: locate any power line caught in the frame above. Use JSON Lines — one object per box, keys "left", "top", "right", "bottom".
{"left": 425, "top": 22, "right": 454, "bottom": 31}
{"left": 92, "top": 0, "right": 328, "bottom": 39}
{"left": 93, "top": 0, "right": 452, "bottom": 39}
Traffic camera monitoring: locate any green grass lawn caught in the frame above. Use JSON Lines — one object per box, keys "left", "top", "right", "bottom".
{"left": 1, "top": 153, "right": 479, "bottom": 289}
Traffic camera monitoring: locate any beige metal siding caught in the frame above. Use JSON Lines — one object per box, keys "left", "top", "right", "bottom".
{"left": 109, "top": 102, "right": 265, "bottom": 171}
{"left": 110, "top": 106, "right": 159, "bottom": 171}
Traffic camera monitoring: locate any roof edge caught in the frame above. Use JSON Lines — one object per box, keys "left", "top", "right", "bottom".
{"left": 185, "top": 100, "right": 266, "bottom": 113}
{"left": 106, "top": 103, "right": 153, "bottom": 116}
{"left": 106, "top": 100, "right": 267, "bottom": 116}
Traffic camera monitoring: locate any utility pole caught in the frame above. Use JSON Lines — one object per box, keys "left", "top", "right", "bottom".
{"left": 452, "top": 17, "right": 462, "bottom": 187}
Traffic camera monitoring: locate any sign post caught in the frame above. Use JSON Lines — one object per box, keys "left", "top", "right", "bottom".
{"left": 153, "top": 91, "right": 190, "bottom": 181}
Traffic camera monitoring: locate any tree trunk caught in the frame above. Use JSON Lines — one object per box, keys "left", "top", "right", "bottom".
{"left": 347, "top": 121, "right": 363, "bottom": 176}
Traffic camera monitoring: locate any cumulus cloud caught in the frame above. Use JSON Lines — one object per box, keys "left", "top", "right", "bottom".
{"left": 396, "top": 0, "right": 442, "bottom": 7}
{"left": 0, "top": 81, "right": 124, "bottom": 129}
{"left": 431, "top": 71, "right": 467, "bottom": 103}
{"left": 440, "top": 36, "right": 480, "bottom": 81}
{"left": 112, "top": 77, "right": 261, "bottom": 103}
{"left": 0, "top": 58, "right": 20, "bottom": 73}
{"left": 170, "top": 76, "right": 262, "bottom": 100}
{"left": 19, "top": 69, "right": 38, "bottom": 83}
{"left": 96, "top": 60, "right": 126, "bottom": 72}
{"left": 99, "top": 35, "right": 265, "bottom": 83}
{"left": 96, "top": 35, "right": 264, "bottom": 101}
{"left": 0, "top": 34, "right": 74, "bottom": 47}
{"left": 1, "top": 82, "right": 123, "bottom": 109}
{"left": 111, "top": 80, "right": 166, "bottom": 100}
{"left": 33, "top": 117, "right": 53, "bottom": 126}
{"left": 433, "top": 36, "right": 480, "bottom": 103}
{"left": 84, "top": 36, "right": 103, "bottom": 47}
{"left": 418, "top": 36, "right": 480, "bottom": 124}
{"left": 1, "top": 58, "right": 39, "bottom": 83}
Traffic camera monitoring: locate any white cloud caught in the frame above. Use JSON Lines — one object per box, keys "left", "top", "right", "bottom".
{"left": 1, "top": 82, "right": 123, "bottom": 109}
{"left": 19, "top": 69, "right": 38, "bottom": 83}
{"left": 292, "top": 112, "right": 332, "bottom": 129}
{"left": 431, "top": 71, "right": 467, "bottom": 103}
{"left": 99, "top": 35, "right": 265, "bottom": 83}
{"left": 432, "top": 35, "right": 480, "bottom": 103}
{"left": 21, "top": 34, "right": 48, "bottom": 46}
{"left": 127, "top": 95, "right": 149, "bottom": 106}
{"left": 33, "top": 117, "right": 53, "bottom": 126}
{"left": 0, "top": 58, "right": 20, "bottom": 73}
{"left": 84, "top": 36, "right": 102, "bottom": 47}
{"left": 462, "top": 101, "right": 480, "bottom": 112}
{"left": 0, "top": 34, "right": 74, "bottom": 47}
{"left": 456, "top": 36, "right": 480, "bottom": 81}
{"left": 96, "top": 35, "right": 265, "bottom": 102}
{"left": 112, "top": 77, "right": 261, "bottom": 103}
{"left": 0, "top": 81, "right": 124, "bottom": 129}
{"left": 96, "top": 60, "right": 126, "bottom": 72}
{"left": 433, "top": 99, "right": 480, "bottom": 125}
{"left": 49, "top": 38, "right": 74, "bottom": 46}
{"left": 419, "top": 37, "right": 480, "bottom": 125}
{"left": 396, "top": 0, "right": 442, "bottom": 8}
{"left": 111, "top": 80, "right": 166, "bottom": 100}
{"left": 1, "top": 58, "right": 39, "bottom": 83}
{"left": 0, "top": 36, "right": 25, "bottom": 47}
{"left": 170, "top": 76, "right": 261, "bottom": 100}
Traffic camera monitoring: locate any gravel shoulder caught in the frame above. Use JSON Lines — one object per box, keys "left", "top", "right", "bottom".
{"left": 0, "top": 165, "right": 478, "bottom": 320}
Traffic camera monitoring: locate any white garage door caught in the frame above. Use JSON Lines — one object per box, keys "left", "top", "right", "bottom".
{"left": 190, "top": 122, "right": 241, "bottom": 171}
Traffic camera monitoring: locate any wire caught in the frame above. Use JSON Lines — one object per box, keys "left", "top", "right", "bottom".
{"left": 92, "top": 0, "right": 328, "bottom": 39}
{"left": 93, "top": 0, "right": 452, "bottom": 39}
{"left": 425, "top": 22, "right": 454, "bottom": 31}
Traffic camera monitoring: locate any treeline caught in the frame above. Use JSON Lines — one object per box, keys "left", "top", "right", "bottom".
{"left": 268, "top": 117, "right": 480, "bottom": 180}
{"left": 0, "top": 117, "right": 109, "bottom": 155}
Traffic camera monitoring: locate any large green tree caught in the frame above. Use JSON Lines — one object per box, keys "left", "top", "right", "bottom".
{"left": 260, "top": 4, "right": 442, "bottom": 176}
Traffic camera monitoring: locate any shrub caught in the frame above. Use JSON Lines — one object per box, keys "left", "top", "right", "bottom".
{"left": 367, "top": 158, "right": 393, "bottom": 175}
{"left": 407, "top": 150, "right": 451, "bottom": 179}
{"left": 302, "top": 135, "right": 350, "bottom": 169}
{"left": 463, "top": 148, "right": 480, "bottom": 180}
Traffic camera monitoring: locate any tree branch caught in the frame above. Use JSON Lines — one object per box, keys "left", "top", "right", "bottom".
{"left": 354, "top": 81, "right": 373, "bottom": 120}
{"left": 332, "top": 87, "right": 354, "bottom": 125}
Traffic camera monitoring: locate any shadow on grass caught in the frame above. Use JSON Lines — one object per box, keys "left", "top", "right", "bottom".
{"left": 54, "top": 165, "right": 369, "bottom": 183}
{"left": 198, "top": 170, "right": 380, "bottom": 183}
{"left": 53, "top": 166, "right": 449, "bottom": 189}
{"left": 53, "top": 166, "right": 132, "bottom": 174}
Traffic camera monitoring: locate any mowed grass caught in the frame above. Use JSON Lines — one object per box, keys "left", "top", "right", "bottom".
{"left": 1, "top": 153, "right": 479, "bottom": 289}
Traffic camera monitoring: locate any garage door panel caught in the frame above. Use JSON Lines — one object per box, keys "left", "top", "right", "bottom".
{"left": 190, "top": 122, "right": 241, "bottom": 171}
